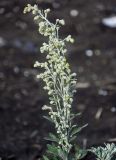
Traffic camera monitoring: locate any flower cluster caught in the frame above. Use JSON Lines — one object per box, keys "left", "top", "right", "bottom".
{"left": 24, "top": 4, "right": 116, "bottom": 160}
{"left": 24, "top": 3, "right": 76, "bottom": 154}
{"left": 90, "top": 143, "right": 116, "bottom": 160}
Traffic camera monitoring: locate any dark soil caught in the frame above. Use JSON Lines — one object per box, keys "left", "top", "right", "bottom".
{"left": 0, "top": 0, "right": 116, "bottom": 159}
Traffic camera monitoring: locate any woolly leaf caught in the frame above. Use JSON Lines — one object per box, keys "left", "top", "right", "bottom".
{"left": 70, "top": 124, "right": 88, "bottom": 137}
{"left": 69, "top": 135, "right": 77, "bottom": 143}
{"left": 70, "top": 113, "right": 81, "bottom": 121}
{"left": 57, "top": 148, "right": 67, "bottom": 160}
{"left": 43, "top": 155, "right": 49, "bottom": 160}
{"left": 90, "top": 143, "right": 116, "bottom": 160}
{"left": 47, "top": 144, "right": 59, "bottom": 157}
{"left": 75, "top": 146, "right": 87, "bottom": 160}
{"left": 44, "top": 133, "right": 59, "bottom": 143}
{"left": 43, "top": 115, "right": 54, "bottom": 123}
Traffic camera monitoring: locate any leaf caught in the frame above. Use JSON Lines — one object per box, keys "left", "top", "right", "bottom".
{"left": 57, "top": 148, "right": 67, "bottom": 160}
{"left": 69, "top": 135, "right": 77, "bottom": 142}
{"left": 68, "top": 155, "right": 75, "bottom": 160}
{"left": 44, "top": 133, "right": 59, "bottom": 143}
{"left": 70, "top": 124, "right": 88, "bottom": 137}
{"left": 89, "top": 143, "right": 116, "bottom": 160}
{"left": 75, "top": 146, "right": 87, "bottom": 160}
{"left": 43, "top": 115, "right": 54, "bottom": 123}
{"left": 70, "top": 113, "right": 81, "bottom": 121}
{"left": 46, "top": 144, "right": 67, "bottom": 160}
{"left": 69, "top": 124, "right": 77, "bottom": 133}
{"left": 47, "top": 144, "right": 59, "bottom": 157}
{"left": 43, "top": 155, "right": 49, "bottom": 160}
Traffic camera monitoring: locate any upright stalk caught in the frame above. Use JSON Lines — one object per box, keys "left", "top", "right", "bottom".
{"left": 24, "top": 4, "right": 86, "bottom": 160}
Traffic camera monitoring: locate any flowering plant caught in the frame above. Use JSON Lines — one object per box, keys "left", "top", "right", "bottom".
{"left": 24, "top": 4, "right": 87, "bottom": 160}
{"left": 24, "top": 4, "right": 116, "bottom": 160}
{"left": 90, "top": 143, "right": 116, "bottom": 160}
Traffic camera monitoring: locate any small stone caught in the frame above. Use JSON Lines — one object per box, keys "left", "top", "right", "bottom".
{"left": 16, "top": 21, "right": 27, "bottom": 30}
{"left": 85, "top": 49, "right": 93, "bottom": 57}
{"left": 30, "top": 130, "right": 38, "bottom": 138}
{"left": 23, "top": 121, "right": 28, "bottom": 126}
{"left": 0, "top": 72, "right": 4, "bottom": 79}
{"left": 102, "top": 16, "right": 116, "bottom": 28}
{"left": 70, "top": 9, "right": 79, "bottom": 17}
{"left": 96, "top": 4, "right": 105, "bottom": 11}
{"left": 0, "top": 8, "right": 5, "bottom": 14}
{"left": 24, "top": 70, "right": 29, "bottom": 77}
{"left": 14, "top": 93, "right": 21, "bottom": 100}
{"left": 95, "top": 49, "right": 101, "bottom": 56}
{"left": 21, "top": 89, "right": 28, "bottom": 96}
{"left": 111, "top": 107, "right": 116, "bottom": 113}
{"left": 76, "top": 82, "right": 90, "bottom": 89}
{"left": 0, "top": 37, "right": 6, "bottom": 47}
{"left": 98, "top": 89, "right": 108, "bottom": 96}
{"left": 78, "top": 104, "right": 86, "bottom": 111}
{"left": 95, "top": 107, "right": 103, "bottom": 120}
{"left": 13, "top": 66, "right": 20, "bottom": 74}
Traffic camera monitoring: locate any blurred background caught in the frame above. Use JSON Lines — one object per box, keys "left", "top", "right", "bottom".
{"left": 0, "top": 0, "right": 116, "bottom": 159}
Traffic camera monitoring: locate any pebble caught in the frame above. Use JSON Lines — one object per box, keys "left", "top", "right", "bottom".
{"left": 85, "top": 49, "right": 93, "bottom": 57}
{"left": 0, "top": 8, "right": 5, "bottom": 14}
{"left": 96, "top": 4, "right": 105, "bottom": 11}
{"left": 14, "top": 93, "right": 21, "bottom": 100}
{"left": 15, "top": 21, "right": 27, "bottom": 30}
{"left": 21, "top": 89, "right": 28, "bottom": 96}
{"left": 111, "top": 107, "right": 116, "bottom": 113}
{"left": 0, "top": 37, "right": 6, "bottom": 47}
{"left": 102, "top": 16, "right": 116, "bottom": 28}
{"left": 76, "top": 82, "right": 90, "bottom": 89}
{"left": 95, "top": 107, "right": 103, "bottom": 120}
{"left": 0, "top": 72, "right": 4, "bottom": 79}
{"left": 15, "top": 117, "right": 21, "bottom": 123}
{"left": 95, "top": 49, "right": 101, "bottom": 56}
{"left": 23, "top": 121, "right": 28, "bottom": 126}
{"left": 98, "top": 89, "right": 108, "bottom": 96}
{"left": 30, "top": 130, "right": 38, "bottom": 138}
{"left": 23, "top": 70, "right": 30, "bottom": 77}
{"left": 78, "top": 104, "right": 86, "bottom": 111}
{"left": 70, "top": 9, "right": 79, "bottom": 17}
{"left": 13, "top": 66, "right": 20, "bottom": 74}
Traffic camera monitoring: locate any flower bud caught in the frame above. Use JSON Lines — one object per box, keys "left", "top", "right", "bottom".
{"left": 59, "top": 19, "right": 65, "bottom": 25}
